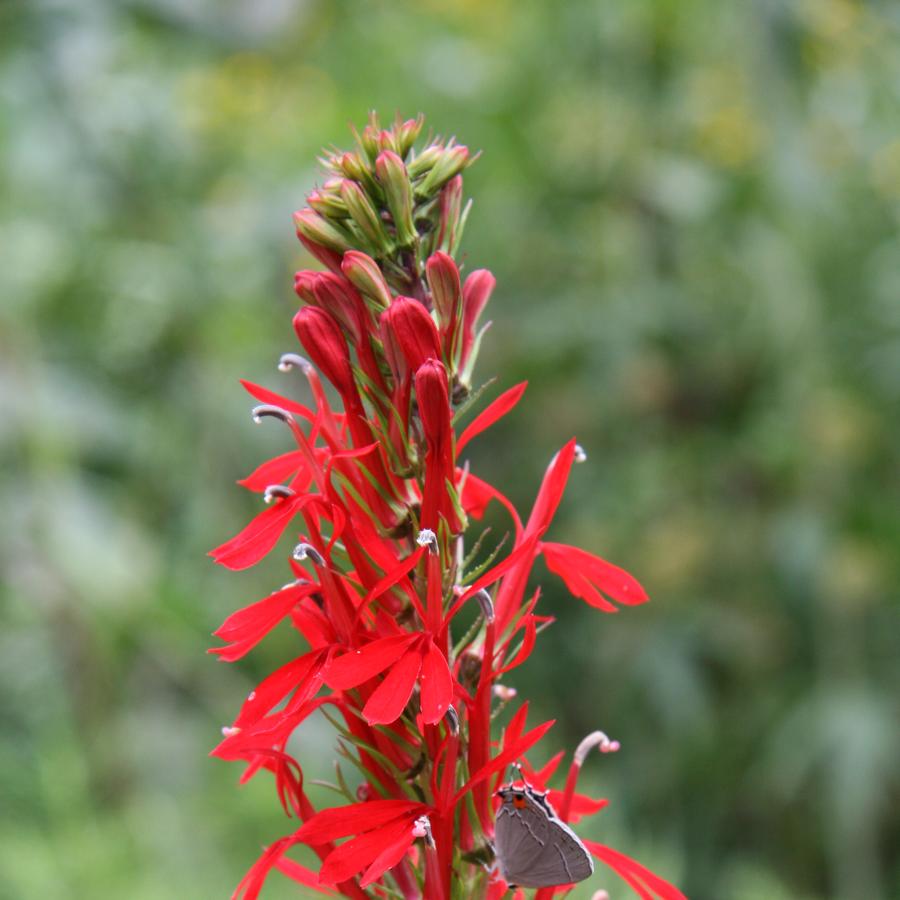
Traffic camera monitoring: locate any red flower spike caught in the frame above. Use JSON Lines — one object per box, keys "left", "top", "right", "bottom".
{"left": 215, "top": 116, "right": 676, "bottom": 900}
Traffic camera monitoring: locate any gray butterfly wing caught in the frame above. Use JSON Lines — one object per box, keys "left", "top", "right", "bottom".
{"left": 495, "top": 793, "right": 551, "bottom": 886}
{"left": 495, "top": 792, "right": 594, "bottom": 888}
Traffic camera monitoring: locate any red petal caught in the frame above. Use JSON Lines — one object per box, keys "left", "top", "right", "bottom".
{"left": 234, "top": 650, "right": 325, "bottom": 729}
{"left": 210, "top": 495, "right": 309, "bottom": 571}
{"left": 324, "top": 634, "right": 419, "bottom": 690}
{"left": 273, "top": 856, "right": 335, "bottom": 894}
{"left": 211, "top": 582, "right": 313, "bottom": 661}
{"left": 362, "top": 646, "right": 424, "bottom": 724}
{"left": 237, "top": 450, "right": 307, "bottom": 492}
{"left": 240, "top": 379, "right": 316, "bottom": 423}
{"left": 457, "top": 382, "right": 527, "bottom": 452}
{"left": 542, "top": 542, "right": 649, "bottom": 609}
{"left": 525, "top": 440, "right": 577, "bottom": 537}
{"left": 585, "top": 842, "right": 686, "bottom": 900}
{"left": 358, "top": 820, "right": 419, "bottom": 887}
{"left": 319, "top": 818, "right": 413, "bottom": 885}
{"left": 419, "top": 640, "right": 453, "bottom": 724}
{"left": 295, "top": 800, "right": 424, "bottom": 844}
{"left": 453, "top": 718, "right": 555, "bottom": 808}
{"left": 546, "top": 790, "right": 609, "bottom": 823}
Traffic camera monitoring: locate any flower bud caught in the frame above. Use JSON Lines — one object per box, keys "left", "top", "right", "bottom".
{"left": 292, "top": 306, "right": 355, "bottom": 398}
{"left": 293, "top": 270, "right": 319, "bottom": 305}
{"left": 436, "top": 175, "right": 464, "bottom": 253}
{"left": 375, "top": 151, "right": 416, "bottom": 247}
{"left": 306, "top": 188, "right": 347, "bottom": 219}
{"left": 339, "top": 179, "right": 392, "bottom": 253}
{"left": 425, "top": 252, "right": 462, "bottom": 351}
{"left": 380, "top": 296, "right": 442, "bottom": 375}
{"left": 407, "top": 144, "right": 443, "bottom": 180}
{"left": 293, "top": 208, "right": 353, "bottom": 254}
{"left": 341, "top": 251, "right": 393, "bottom": 311}
{"left": 397, "top": 115, "right": 424, "bottom": 158}
{"left": 416, "top": 145, "right": 470, "bottom": 197}
{"left": 459, "top": 268, "right": 495, "bottom": 378}
{"left": 311, "top": 272, "right": 368, "bottom": 345}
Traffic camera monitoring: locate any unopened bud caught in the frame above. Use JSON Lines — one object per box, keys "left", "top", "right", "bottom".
{"left": 341, "top": 251, "right": 393, "bottom": 311}
{"left": 397, "top": 115, "right": 424, "bottom": 158}
{"left": 339, "top": 179, "right": 391, "bottom": 252}
{"left": 293, "top": 209, "right": 352, "bottom": 254}
{"left": 375, "top": 151, "right": 416, "bottom": 247}
{"left": 306, "top": 188, "right": 347, "bottom": 219}
{"left": 407, "top": 144, "right": 444, "bottom": 180}
{"left": 417, "top": 145, "right": 470, "bottom": 197}
{"left": 426, "top": 251, "right": 462, "bottom": 333}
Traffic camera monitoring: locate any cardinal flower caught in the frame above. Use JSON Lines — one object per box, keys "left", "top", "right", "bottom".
{"left": 210, "top": 113, "right": 684, "bottom": 900}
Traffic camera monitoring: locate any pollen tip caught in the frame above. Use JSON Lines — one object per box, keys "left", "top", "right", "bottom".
{"left": 574, "top": 444, "right": 587, "bottom": 463}
{"left": 416, "top": 528, "right": 438, "bottom": 554}
{"left": 574, "top": 730, "right": 620, "bottom": 766}
{"left": 293, "top": 543, "right": 325, "bottom": 566}
{"left": 221, "top": 725, "right": 241, "bottom": 737}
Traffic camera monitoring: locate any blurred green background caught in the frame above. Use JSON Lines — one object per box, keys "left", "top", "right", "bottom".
{"left": 2, "top": 0, "right": 898, "bottom": 898}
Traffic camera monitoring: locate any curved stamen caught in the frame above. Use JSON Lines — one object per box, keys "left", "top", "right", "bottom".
{"left": 292, "top": 543, "right": 325, "bottom": 566}
{"left": 278, "top": 352, "right": 314, "bottom": 375}
{"left": 251, "top": 404, "right": 293, "bottom": 425}
{"left": 263, "top": 484, "right": 296, "bottom": 504}
{"left": 443, "top": 705, "right": 460, "bottom": 736}
{"left": 473, "top": 588, "right": 494, "bottom": 622}
{"left": 574, "top": 730, "right": 620, "bottom": 764}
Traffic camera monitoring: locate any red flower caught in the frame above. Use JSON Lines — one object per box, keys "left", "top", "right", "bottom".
{"left": 212, "top": 115, "right": 682, "bottom": 900}
{"left": 295, "top": 799, "right": 430, "bottom": 888}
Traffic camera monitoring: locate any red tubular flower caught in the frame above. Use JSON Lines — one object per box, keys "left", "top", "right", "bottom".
{"left": 459, "top": 268, "right": 495, "bottom": 382}
{"left": 293, "top": 306, "right": 357, "bottom": 401}
{"left": 380, "top": 295, "right": 443, "bottom": 377}
{"left": 295, "top": 800, "right": 430, "bottom": 888}
{"left": 426, "top": 251, "right": 463, "bottom": 363}
{"left": 212, "top": 115, "right": 682, "bottom": 900}
{"left": 414, "top": 358, "right": 461, "bottom": 532}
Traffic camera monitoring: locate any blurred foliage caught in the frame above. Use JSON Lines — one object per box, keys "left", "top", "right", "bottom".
{"left": 1, "top": 0, "right": 898, "bottom": 898}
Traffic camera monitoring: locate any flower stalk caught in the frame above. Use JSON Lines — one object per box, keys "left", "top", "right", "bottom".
{"left": 210, "top": 112, "right": 683, "bottom": 900}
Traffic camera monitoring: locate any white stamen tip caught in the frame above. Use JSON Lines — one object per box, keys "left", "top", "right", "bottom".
{"left": 416, "top": 529, "right": 438, "bottom": 553}
{"left": 263, "top": 484, "right": 295, "bottom": 504}
{"left": 221, "top": 726, "right": 241, "bottom": 737}
{"left": 574, "top": 444, "right": 587, "bottom": 463}
{"left": 574, "top": 730, "right": 620, "bottom": 766}
{"left": 293, "top": 543, "right": 325, "bottom": 566}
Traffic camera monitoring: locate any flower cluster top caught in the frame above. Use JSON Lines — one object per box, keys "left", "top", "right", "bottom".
{"left": 210, "top": 113, "right": 683, "bottom": 900}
